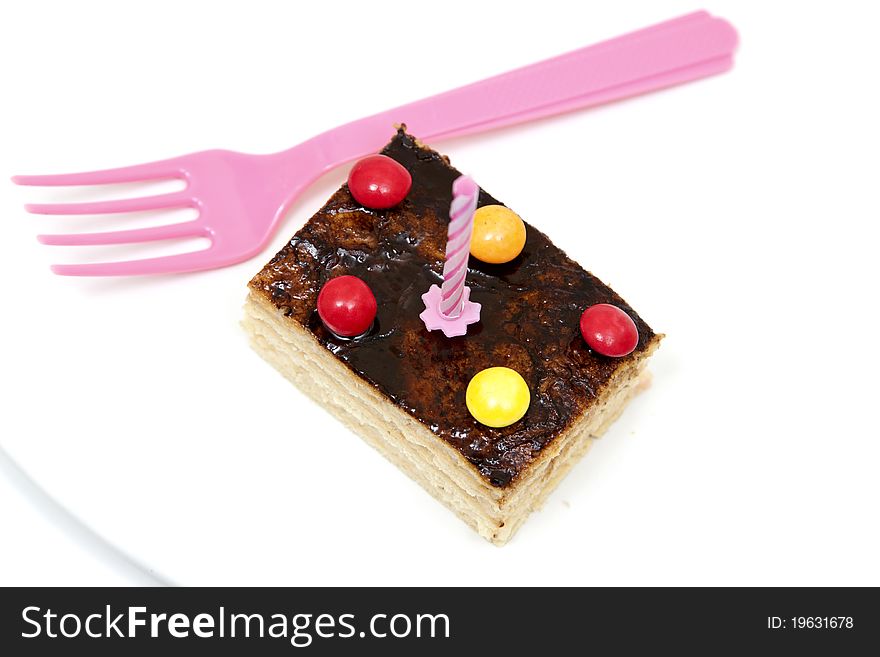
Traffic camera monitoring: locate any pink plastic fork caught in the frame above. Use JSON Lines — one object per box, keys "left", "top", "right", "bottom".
{"left": 14, "top": 11, "right": 737, "bottom": 276}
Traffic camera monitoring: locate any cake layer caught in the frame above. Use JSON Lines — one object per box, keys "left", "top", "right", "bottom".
{"left": 248, "top": 128, "right": 659, "bottom": 489}
{"left": 243, "top": 291, "right": 656, "bottom": 545}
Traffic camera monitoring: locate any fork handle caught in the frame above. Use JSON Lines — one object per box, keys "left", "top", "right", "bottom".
{"left": 303, "top": 11, "right": 738, "bottom": 168}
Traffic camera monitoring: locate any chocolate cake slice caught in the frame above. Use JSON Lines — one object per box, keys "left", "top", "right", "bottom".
{"left": 243, "top": 128, "right": 661, "bottom": 544}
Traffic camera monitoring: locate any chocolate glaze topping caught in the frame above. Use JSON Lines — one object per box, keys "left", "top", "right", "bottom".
{"left": 249, "top": 128, "right": 655, "bottom": 487}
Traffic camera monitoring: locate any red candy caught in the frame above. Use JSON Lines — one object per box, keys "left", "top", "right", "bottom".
{"left": 347, "top": 154, "right": 412, "bottom": 209}
{"left": 317, "top": 275, "right": 377, "bottom": 338}
{"left": 579, "top": 304, "right": 639, "bottom": 357}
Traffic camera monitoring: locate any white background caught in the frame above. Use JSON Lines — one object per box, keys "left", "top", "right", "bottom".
{"left": 1, "top": 0, "right": 878, "bottom": 586}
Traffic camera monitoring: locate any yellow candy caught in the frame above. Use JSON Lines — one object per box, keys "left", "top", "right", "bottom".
{"left": 470, "top": 205, "right": 527, "bottom": 264}
{"left": 466, "top": 367, "right": 531, "bottom": 428}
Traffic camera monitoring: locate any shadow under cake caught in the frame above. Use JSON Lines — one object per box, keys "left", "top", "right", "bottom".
{"left": 244, "top": 127, "right": 661, "bottom": 545}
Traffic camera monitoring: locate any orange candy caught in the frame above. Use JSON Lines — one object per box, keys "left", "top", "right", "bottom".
{"left": 470, "top": 205, "right": 526, "bottom": 264}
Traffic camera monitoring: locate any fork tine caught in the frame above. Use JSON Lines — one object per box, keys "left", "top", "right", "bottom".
{"left": 25, "top": 192, "right": 191, "bottom": 216}
{"left": 12, "top": 158, "right": 186, "bottom": 187}
{"left": 38, "top": 222, "right": 205, "bottom": 246}
{"left": 50, "top": 249, "right": 225, "bottom": 277}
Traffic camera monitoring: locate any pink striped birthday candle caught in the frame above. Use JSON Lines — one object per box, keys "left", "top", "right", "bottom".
{"left": 419, "top": 175, "right": 482, "bottom": 337}
{"left": 440, "top": 176, "right": 478, "bottom": 317}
